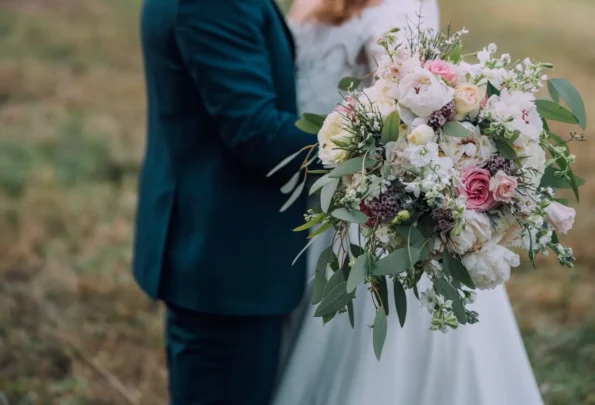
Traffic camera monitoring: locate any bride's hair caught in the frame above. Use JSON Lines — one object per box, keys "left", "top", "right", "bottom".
{"left": 305, "top": 0, "right": 382, "bottom": 25}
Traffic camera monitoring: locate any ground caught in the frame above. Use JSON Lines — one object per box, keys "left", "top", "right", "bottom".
{"left": 0, "top": 0, "right": 594, "bottom": 404}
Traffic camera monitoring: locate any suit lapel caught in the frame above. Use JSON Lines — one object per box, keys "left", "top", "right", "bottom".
{"left": 269, "top": 0, "right": 296, "bottom": 60}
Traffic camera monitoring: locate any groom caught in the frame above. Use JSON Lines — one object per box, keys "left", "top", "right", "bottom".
{"left": 134, "top": 0, "right": 315, "bottom": 403}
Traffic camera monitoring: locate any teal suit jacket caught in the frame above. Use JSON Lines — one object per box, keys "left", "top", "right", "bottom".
{"left": 134, "top": 0, "right": 315, "bottom": 315}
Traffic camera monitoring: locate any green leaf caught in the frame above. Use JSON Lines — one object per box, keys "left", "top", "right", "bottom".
{"left": 291, "top": 236, "right": 317, "bottom": 266}
{"left": 553, "top": 198, "right": 570, "bottom": 206}
{"left": 338, "top": 76, "right": 362, "bottom": 91}
{"left": 395, "top": 224, "right": 424, "bottom": 246}
{"left": 296, "top": 118, "right": 322, "bottom": 134}
{"left": 443, "top": 121, "right": 470, "bottom": 138}
{"left": 328, "top": 157, "right": 377, "bottom": 178}
{"left": 375, "top": 277, "right": 390, "bottom": 315}
{"left": 347, "top": 301, "right": 355, "bottom": 328}
{"left": 320, "top": 178, "right": 339, "bottom": 212}
{"left": 312, "top": 271, "right": 328, "bottom": 305}
{"left": 443, "top": 252, "right": 475, "bottom": 289}
{"left": 393, "top": 280, "right": 407, "bottom": 327}
{"left": 280, "top": 171, "right": 300, "bottom": 194}
{"left": 280, "top": 180, "right": 305, "bottom": 212}
{"left": 308, "top": 221, "right": 334, "bottom": 239}
{"left": 294, "top": 212, "right": 326, "bottom": 232}
{"left": 374, "top": 247, "right": 421, "bottom": 276}
{"left": 325, "top": 269, "right": 346, "bottom": 296}
{"left": 302, "top": 113, "right": 327, "bottom": 127}
{"left": 540, "top": 167, "right": 585, "bottom": 190}
{"left": 314, "top": 282, "right": 354, "bottom": 317}
{"left": 487, "top": 81, "right": 501, "bottom": 97}
{"left": 316, "top": 246, "right": 335, "bottom": 274}
{"left": 347, "top": 254, "right": 369, "bottom": 293}
{"left": 322, "top": 312, "right": 337, "bottom": 325}
{"left": 554, "top": 150, "right": 581, "bottom": 202}
{"left": 435, "top": 278, "right": 467, "bottom": 324}
{"left": 447, "top": 44, "right": 462, "bottom": 63}
{"left": 307, "top": 169, "right": 330, "bottom": 175}
{"left": 381, "top": 111, "right": 401, "bottom": 145}
{"left": 373, "top": 308, "right": 388, "bottom": 360}
{"left": 547, "top": 80, "right": 560, "bottom": 103}
{"left": 267, "top": 150, "right": 304, "bottom": 177}
{"left": 548, "top": 79, "right": 587, "bottom": 129}
{"left": 309, "top": 174, "right": 333, "bottom": 195}
{"left": 536, "top": 100, "right": 580, "bottom": 125}
{"left": 494, "top": 139, "right": 517, "bottom": 160}
{"left": 331, "top": 208, "right": 370, "bottom": 224}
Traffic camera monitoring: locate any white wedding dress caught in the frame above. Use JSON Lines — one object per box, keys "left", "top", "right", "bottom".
{"left": 272, "top": 1, "right": 545, "bottom": 404}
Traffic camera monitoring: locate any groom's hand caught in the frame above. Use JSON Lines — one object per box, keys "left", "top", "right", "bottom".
{"left": 174, "top": 0, "right": 315, "bottom": 179}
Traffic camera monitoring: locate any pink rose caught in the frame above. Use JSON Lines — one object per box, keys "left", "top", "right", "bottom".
{"left": 489, "top": 171, "right": 518, "bottom": 202}
{"left": 457, "top": 166, "right": 496, "bottom": 211}
{"left": 545, "top": 202, "right": 576, "bottom": 234}
{"left": 424, "top": 60, "right": 458, "bottom": 85}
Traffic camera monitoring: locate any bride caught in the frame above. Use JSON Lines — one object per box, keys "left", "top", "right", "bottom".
{"left": 272, "top": 0, "right": 545, "bottom": 404}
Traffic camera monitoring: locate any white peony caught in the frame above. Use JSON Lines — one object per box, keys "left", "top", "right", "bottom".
{"left": 398, "top": 67, "right": 455, "bottom": 118}
{"left": 402, "top": 141, "right": 439, "bottom": 168}
{"left": 363, "top": 81, "right": 399, "bottom": 118}
{"left": 439, "top": 124, "right": 496, "bottom": 169}
{"left": 317, "top": 111, "right": 353, "bottom": 166}
{"left": 461, "top": 242, "right": 520, "bottom": 290}
{"left": 485, "top": 90, "right": 543, "bottom": 145}
{"left": 447, "top": 210, "right": 492, "bottom": 255}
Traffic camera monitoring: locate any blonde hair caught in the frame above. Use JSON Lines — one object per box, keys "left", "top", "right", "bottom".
{"left": 305, "top": 0, "right": 380, "bottom": 26}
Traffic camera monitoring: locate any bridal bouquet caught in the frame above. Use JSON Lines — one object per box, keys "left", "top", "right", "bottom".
{"left": 270, "top": 24, "right": 586, "bottom": 359}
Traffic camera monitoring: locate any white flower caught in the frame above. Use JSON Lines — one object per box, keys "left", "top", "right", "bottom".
{"left": 485, "top": 90, "right": 543, "bottom": 145}
{"left": 398, "top": 67, "right": 455, "bottom": 117}
{"left": 439, "top": 125, "right": 496, "bottom": 169}
{"left": 520, "top": 141, "right": 547, "bottom": 186}
{"left": 402, "top": 141, "right": 439, "bottom": 168}
{"left": 317, "top": 112, "right": 353, "bottom": 167}
{"left": 407, "top": 124, "right": 436, "bottom": 145}
{"left": 447, "top": 210, "right": 492, "bottom": 255}
{"left": 461, "top": 242, "right": 520, "bottom": 290}
{"left": 363, "top": 82, "right": 399, "bottom": 118}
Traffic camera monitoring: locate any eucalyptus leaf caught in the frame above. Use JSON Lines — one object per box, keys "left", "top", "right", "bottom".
{"left": 309, "top": 174, "right": 333, "bottom": 195}
{"left": 548, "top": 79, "right": 587, "bottom": 129}
{"left": 447, "top": 44, "right": 462, "bottom": 63}
{"left": 374, "top": 247, "right": 421, "bottom": 276}
{"left": 536, "top": 100, "right": 580, "bottom": 125}
{"left": 347, "top": 253, "right": 369, "bottom": 293}
{"left": 320, "top": 178, "right": 339, "bottom": 212}
{"left": 553, "top": 198, "right": 570, "bottom": 206}
{"left": 443, "top": 121, "right": 470, "bottom": 138}
{"left": 308, "top": 221, "right": 333, "bottom": 239}
{"left": 381, "top": 111, "right": 400, "bottom": 144}
{"left": 443, "top": 252, "right": 475, "bottom": 289}
{"left": 494, "top": 139, "right": 517, "bottom": 160}
{"left": 331, "top": 208, "right": 370, "bottom": 224}
{"left": 547, "top": 80, "right": 560, "bottom": 103}
{"left": 328, "top": 157, "right": 377, "bottom": 178}
{"left": 280, "top": 180, "right": 305, "bottom": 212}
{"left": 296, "top": 118, "right": 322, "bottom": 134}
{"left": 540, "top": 167, "right": 585, "bottom": 190}
{"left": 322, "top": 312, "right": 337, "bottom": 325}
{"left": 302, "top": 113, "right": 327, "bottom": 127}
{"left": 312, "top": 270, "right": 328, "bottom": 305}
{"left": 347, "top": 301, "right": 355, "bottom": 328}
{"left": 316, "top": 246, "right": 335, "bottom": 275}
{"left": 291, "top": 235, "right": 318, "bottom": 266}
{"left": 338, "top": 76, "right": 362, "bottom": 91}
{"left": 325, "top": 268, "right": 346, "bottom": 296}
{"left": 280, "top": 172, "right": 300, "bottom": 194}
{"left": 267, "top": 150, "right": 304, "bottom": 177}
{"left": 373, "top": 308, "right": 388, "bottom": 360}
{"left": 375, "top": 277, "right": 389, "bottom": 315}
{"left": 393, "top": 279, "right": 407, "bottom": 327}
{"left": 314, "top": 282, "right": 354, "bottom": 317}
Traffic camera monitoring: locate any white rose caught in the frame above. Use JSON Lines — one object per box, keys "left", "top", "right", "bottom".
{"left": 407, "top": 124, "right": 436, "bottom": 145}
{"left": 439, "top": 125, "right": 496, "bottom": 169}
{"left": 447, "top": 210, "right": 492, "bottom": 255}
{"left": 461, "top": 242, "right": 520, "bottom": 290}
{"left": 398, "top": 67, "right": 455, "bottom": 118}
{"left": 317, "top": 111, "right": 352, "bottom": 166}
{"left": 453, "top": 83, "right": 485, "bottom": 120}
{"left": 363, "top": 82, "right": 398, "bottom": 118}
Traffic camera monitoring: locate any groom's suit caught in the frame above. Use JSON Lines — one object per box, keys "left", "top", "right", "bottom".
{"left": 135, "top": 0, "right": 315, "bottom": 403}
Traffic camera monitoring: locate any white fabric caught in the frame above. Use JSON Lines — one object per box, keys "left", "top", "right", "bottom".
{"left": 272, "top": 1, "right": 544, "bottom": 404}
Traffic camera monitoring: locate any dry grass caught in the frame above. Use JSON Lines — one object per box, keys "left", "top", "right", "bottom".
{"left": 0, "top": 0, "right": 594, "bottom": 404}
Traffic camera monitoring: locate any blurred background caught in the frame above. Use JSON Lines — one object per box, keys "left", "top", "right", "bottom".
{"left": 0, "top": 0, "right": 594, "bottom": 404}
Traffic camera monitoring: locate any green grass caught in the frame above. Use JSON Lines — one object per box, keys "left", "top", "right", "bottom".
{"left": 0, "top": 0, "right": 594, "bottom": 403}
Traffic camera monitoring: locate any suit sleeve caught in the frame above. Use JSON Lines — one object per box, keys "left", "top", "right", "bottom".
{"left": 174, "top": 0, "right": 316, "bottom": 178}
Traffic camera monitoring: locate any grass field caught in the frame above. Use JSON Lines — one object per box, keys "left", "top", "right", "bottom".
{"left": 0, "top": 0, "right": 594, "bottom": 404}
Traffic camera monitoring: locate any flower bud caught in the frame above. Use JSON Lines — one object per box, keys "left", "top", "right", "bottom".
{"left": 392, "top": 210, "right": 411, "bottom": 224}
